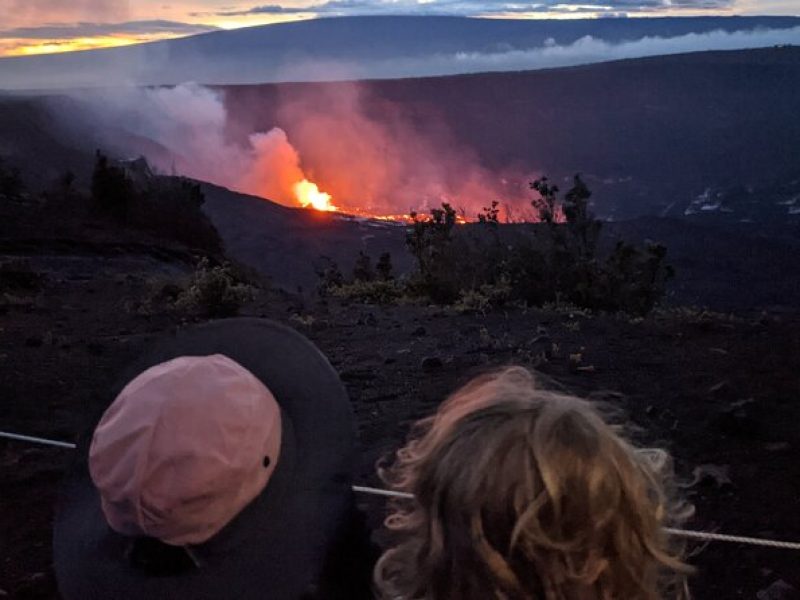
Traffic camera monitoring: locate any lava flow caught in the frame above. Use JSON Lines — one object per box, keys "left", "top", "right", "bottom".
{"left": 244, "top": 127, "right": 529, "bottom": 222}
{"left": 293, "top": 179, "right": 337, "bottom": 212}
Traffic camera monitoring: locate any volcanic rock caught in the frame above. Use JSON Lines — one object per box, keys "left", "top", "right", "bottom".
{"left": 421, "top": 356, "right": 443, "bottom": 371}
{"left": 714, "top": 403, "right": 761, "bottom": 439}
{"left": 757, "top": 580, "right": 800, "bottom": 600}
{"left": 24, "top": 336, "right": 42, "bottom": 348}
{"left": 690, "top": 463, "right": 733, "bottom": 489}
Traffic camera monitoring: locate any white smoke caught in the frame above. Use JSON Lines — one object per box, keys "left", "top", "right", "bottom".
{"left": 71, "top": 83, "right": 308, "bottom": 204}
{"left": 424, "top": 26, "right": 800, "bottom": 75}
{"left": 235, "top": 26, "right": 800, "bottom": 82}
{"left": 245, "top": 128, "right": 307, "bottom": 205}
{"left": 63, "top": 80, "right": 533, "bottom": 217}
{"left": 166, "top": 24, "right": 800, "bottom": 82}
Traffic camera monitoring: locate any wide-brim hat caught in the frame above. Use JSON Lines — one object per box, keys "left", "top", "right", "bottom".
{"left": 53, "top": 318, "right": 357, "bottom": 600}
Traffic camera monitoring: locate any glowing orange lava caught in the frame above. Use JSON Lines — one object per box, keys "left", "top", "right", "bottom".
{"left": 293, "top": 179, "right": 338, "bottom": 212}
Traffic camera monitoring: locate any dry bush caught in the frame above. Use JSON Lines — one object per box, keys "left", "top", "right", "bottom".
{"left": 330, "top": 280, "right": 404, "bottom": 305}
{"left": 176, "top": 258, "right": 256, "bottom": 317}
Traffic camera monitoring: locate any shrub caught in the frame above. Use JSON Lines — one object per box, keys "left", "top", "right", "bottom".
{"left": 376, "top": 252, "right": 394, "bottom": 281}
{"left": 352, "top": 251, "right": 374, "bottom": 282}
{"left": 405, "top": 204, "right": 460, "bottom": 302}
{"left": 530, "top": 177, "right": 560, "bottom": 224}
{"left": 327, "top": 176, "right": 673, "bottom": 316}
{"left": 404, "top": 204, "right": 508, "bottom": 303}
{"left": 176, "top": 258, "right": 255, "bottom": 317}
{"left": 477, "top": 200, "right": 501, "bottom": 225}
{"left": 315, "top": 256, "right": 345, "bottom": 296}
{"left": 454, "top": 278, "right": 512, "bottom": 313}
{"left": 0, "top": 258, "right": 43, "bottom": 291}
{"left": 330, "top": 279, "right": 404, "bottom": 304}
{"left": 595, "top": 241, "right": 674, "bottom": 315}
{"left": 91, "top": 152, "right": 222, "bottom": 253}
{"left": 0, "top": 158, "right": 23, "bottom": 198}
{"left": 91, "top": 151, "right": 136, "bottom": 217}
{"left": 131, "top": 276, "right": 184, "bottom": 315}
{"left": 508, "top": 174, "right": 672, "bottom": 315}
{"left": 317, "top": 252, "right": 402, "bottom": 303}
{"left": 134, "top": 177, "right": 222, "bottom": 254}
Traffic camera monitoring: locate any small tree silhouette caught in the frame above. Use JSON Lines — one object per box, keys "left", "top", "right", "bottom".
{"left": 0, "top": 158, "right": 23, "bottom": 197}
{"left": 477, "top": 200, "right": 500, "bottom": 226}
{"left": 406, "top": 203, "right": 459, "bottom": 302}
{"left": 59, "top": 170, "right": 76, "bottom": 200}
{"left": 376, "top": 252, "right": 394, "bottom": 281}
{"left": 530, "top": 177, "right": 560, "bottom": 225}
{"left": 353, "top": 251, "right": 374, "bottom": 282}
{"left": 527, "top": 174, "right": 673, "bottom": 314}
{"left": 91, "top": 151, "right": 135, "bottom": 218}
{"left": 315, "top": 256, "right": 345, "bottom": 296}
{"left": 406, "top": 203, "right": 456, "bottom": 279}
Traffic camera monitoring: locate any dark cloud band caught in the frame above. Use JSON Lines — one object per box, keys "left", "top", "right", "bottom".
{"left": 211, "top": 0, "right": 735, "bottom": 17}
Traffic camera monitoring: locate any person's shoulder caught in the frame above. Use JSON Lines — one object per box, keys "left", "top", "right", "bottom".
{"left": 316, "top": 501, "right": 379, "bottom": 600}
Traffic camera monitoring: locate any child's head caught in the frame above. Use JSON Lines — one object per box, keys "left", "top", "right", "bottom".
{"left": 375, "top": 367, "right": 692, "bottom": 600}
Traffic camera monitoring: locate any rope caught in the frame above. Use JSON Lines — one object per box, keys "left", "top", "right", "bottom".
{"left": 352, "top": 485, "right": 413, "bottom": 499}
{"left": 0, "top": 431, "right": 78, "bottom": 449}
{"left": 351, "top": 485, "right": 800, "bottom": 549}
{"left": 662, "top": 528, "right": 800, "bottom": 551}
{"left": 4, "top": 431, "right": 800, "bottom": 551}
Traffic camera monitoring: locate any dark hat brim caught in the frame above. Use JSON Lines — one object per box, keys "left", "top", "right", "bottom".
{"left": 53, "top": 318, "right": 356, "bottom": 600}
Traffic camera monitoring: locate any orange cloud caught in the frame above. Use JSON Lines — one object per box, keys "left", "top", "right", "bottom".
{"left": 0, "top": 0, "right": 130, "bottom": 29}
{"left": 1, "top": 36, "right": 161, "bottom": 57}
{"left": 0, "top": 19, "right": 221, "bottom": 57}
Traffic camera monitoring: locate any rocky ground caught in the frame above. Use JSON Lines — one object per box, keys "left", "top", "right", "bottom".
{"left": 1, "top": 194, "right": 799, "bottom": 599}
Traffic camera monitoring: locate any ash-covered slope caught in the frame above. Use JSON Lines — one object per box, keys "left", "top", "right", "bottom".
{"left": 201, "top": 181, "right": 800, "bottom": 309}
{"left": 1, "top": 15, "right": 799, "bottom": 90}
{"left": 198, "top": 182, "right": 411, "bottom": 292}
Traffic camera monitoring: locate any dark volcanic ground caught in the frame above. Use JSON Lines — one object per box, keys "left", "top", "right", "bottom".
{"left": 198, "top": 183, "right": 800, "bottom": 310}
{"left": 2, "top": 194, "right": 800, "bottom": 598}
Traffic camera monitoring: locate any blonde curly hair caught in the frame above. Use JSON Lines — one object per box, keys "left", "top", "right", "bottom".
{"left": 375, "top": 367, "right": 693, "bottom": 600}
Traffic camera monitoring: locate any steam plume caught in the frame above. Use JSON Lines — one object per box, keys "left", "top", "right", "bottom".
{"left": 71, "top": 82, "right": 530, "bottom": 219}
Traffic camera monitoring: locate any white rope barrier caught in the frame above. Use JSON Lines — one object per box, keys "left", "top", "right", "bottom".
{"left": 352, "top": 485, "right": 413, "bottom": 499}
{"left": 662, "top": 528, "right": 800, "bottom": 551}
{"left": 4, "top": 431, "right": 800, "bottom": 551}
{"left": 0, "top": 431, "right": 78, "bottom": 449}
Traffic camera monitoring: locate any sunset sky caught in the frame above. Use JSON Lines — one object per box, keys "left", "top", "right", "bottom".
{"left": 1, "top": 0, "right": 798, "bottom": 57}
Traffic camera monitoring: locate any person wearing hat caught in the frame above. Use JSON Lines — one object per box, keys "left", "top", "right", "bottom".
{"left": 53, "top": 318, "right": 376, "bottom": 599}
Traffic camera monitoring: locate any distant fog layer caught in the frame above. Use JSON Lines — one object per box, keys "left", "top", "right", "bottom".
{"left": 1, "top": 16, "right": 799, "bottom": 89}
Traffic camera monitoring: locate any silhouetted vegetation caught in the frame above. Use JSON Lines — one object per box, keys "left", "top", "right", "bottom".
{"left": 331, "top": 279, "right": 404, "bottom": 304}
{"left": 0, "top": 258, "right": 43, "bottom": 292}
{"left": 91, "top": 151, "right": 137, "bottom": 217}
{"left": 176, "top": 258, "right": 255, "bottom": 317}
{"left": 325, "top": 175, "right": 673, "bottom": 315}
{"left": 91, "top": 152, "right": 222, "bottom": 253}
{"left": 0, "top": 158, "right": 23, "bottom": 198}
{"left": 511, "top": 175, "right": 673, "bottom": 314}
{"left": 404, "top": 202, "right": 512, "bottom": 304}
{"left": 376, "top": 252, "right": 394, "bottom": 281}
{"left": 353, "top": 251, "right": 375, "bottom": 282}
{"left": 315, "top": 256, "right": 346, "bottom": 297}
{"left": 317, "top": 253, "right": 403, "bottom": 304}
{"left": 137, "top": 177, "right": 221, "bottom": 254}
{"left": 477, "top": 200, "right": 501, "bottom": 225}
